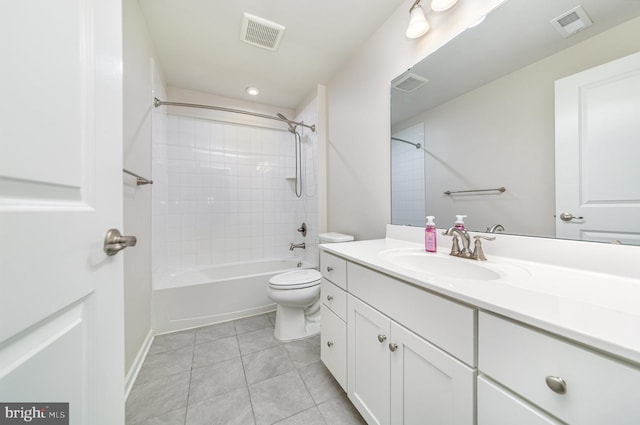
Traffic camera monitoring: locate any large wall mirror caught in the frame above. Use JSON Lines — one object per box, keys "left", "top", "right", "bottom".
{"left": 391, "top": 0, "right": 640, "bottom": 245}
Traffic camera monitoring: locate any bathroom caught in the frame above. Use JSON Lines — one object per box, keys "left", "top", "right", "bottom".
{"left": 2, "top": 0, "right": 640, "bottom": 424}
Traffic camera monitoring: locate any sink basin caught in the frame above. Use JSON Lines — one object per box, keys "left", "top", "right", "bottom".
{"left": 380, "top": 249, "right": 502, "bottom": 281}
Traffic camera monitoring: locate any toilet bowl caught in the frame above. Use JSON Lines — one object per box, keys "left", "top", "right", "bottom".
{"left": 267, "top": 232, "right": 354, "bottom": 341}
{"left": 267, "top": 269, "right": 322, "bottom": 341}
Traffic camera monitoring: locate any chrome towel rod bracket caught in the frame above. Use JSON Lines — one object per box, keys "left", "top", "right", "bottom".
{"left": 444, "top": 187, "right": 505, "bottom": 196}
{"left": 123, "top": 169, "right": 153, "bottom": 186}
{"left": 153, "top": 98, "right": 316, "bottom": 133}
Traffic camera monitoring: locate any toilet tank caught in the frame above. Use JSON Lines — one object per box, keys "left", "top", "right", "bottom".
{"left": 318, "top": 232, "right": 354, "bottom": 243}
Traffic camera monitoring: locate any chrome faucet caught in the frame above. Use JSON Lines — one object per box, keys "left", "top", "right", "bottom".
{"left": 443, "top": 227, "right": 495, "bottom": 261}
{"left": 486, "top": 224, "right": 505, "bottom": 233}
{"left": 289, "top": 242, "right": 306, "bottom": 251}
{"left": 443, "top": 227, "right": 472, "bottom": 258}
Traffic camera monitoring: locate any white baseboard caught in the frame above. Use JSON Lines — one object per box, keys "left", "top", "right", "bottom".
{"left": 124, "top": 329, "right": 155, "bottom": 400}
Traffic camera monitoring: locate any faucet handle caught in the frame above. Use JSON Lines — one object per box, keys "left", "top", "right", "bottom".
{"left": 449, "top": 235, "right": 461, "bottom": 256}
{"left": 471, "top": 235, "right": 495, "bottom": 261}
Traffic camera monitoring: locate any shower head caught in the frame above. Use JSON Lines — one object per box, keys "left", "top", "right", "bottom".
{"left": 277, "top": 113, "right": 297, "bottom": 134}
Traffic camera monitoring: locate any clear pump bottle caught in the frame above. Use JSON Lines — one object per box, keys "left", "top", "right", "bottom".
{"left": 454, "top": 215, "right": 467, "bottom": 230}
{"left": 425, "top": 216, "right": 437, "bottom": 252}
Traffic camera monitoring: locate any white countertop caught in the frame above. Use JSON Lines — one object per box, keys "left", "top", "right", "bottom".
{"left": 321, "top": 236, "right": 640, "bottom": 365}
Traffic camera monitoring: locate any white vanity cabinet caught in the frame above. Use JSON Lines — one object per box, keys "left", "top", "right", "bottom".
{"left": 477, "top": 376, "right": 561, "bottom": 425}
{"left": 320, "top": 251, "right": 348, "bottom": 390}
{"left": 346, "top": 263, "right": 476, "bottom": 425}
{"left": 479, "top": 312, "right": 640, "bottom": 425}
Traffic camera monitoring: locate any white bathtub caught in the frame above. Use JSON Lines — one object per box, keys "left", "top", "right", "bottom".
{"left": 152, "top": 259, "right": 315, "bottom": 333}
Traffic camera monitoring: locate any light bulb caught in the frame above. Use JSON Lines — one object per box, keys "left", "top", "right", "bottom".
{"left": 406, "top": 5, "right": 430, "bottom": 39}
{"left": 430, "top": 0, "right": 458, "bottom": 13}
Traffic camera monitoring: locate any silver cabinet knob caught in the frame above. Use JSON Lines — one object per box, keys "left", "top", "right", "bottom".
{"left": 326, "top": 266, "right": 334, "bottom": 272}
{"left": 327, "top": 341, "right": 334, "bottom": 348}
{"left": 377, "top": 334, "right": 387, "bottom": 343}
{"left": 104, "top": 228, "right": 137, "bottom": 256}
{"left": 389, "top": 343, "right": 398, "bottom": 352}
{"left": 559, "top": 212, "right": 583, "bottom": 222}
{"left": 545, "top": 376, "right": 567, "bottom": 394}
{"left": 326, "top": 295, "right": 334, "bottom": 301}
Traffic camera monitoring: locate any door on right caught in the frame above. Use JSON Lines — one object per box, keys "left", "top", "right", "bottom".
{"left": 555, "top": 51, "right": 640, "bottom": 244}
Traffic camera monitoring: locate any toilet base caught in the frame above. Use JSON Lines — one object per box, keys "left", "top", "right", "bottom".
{"left": 273, "top": 304, "right": 320, "bottom": 342}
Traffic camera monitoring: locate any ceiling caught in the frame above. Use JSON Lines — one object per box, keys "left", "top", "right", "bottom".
{"left": 138, "top": 0, "right": 408, "bottom": 109}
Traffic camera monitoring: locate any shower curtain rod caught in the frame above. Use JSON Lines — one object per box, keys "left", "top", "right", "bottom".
{"left": 391, "top": 137, "right": 421, "bottom": 149}
{"left": 154, "top": 98, "right": 316, "bottom": 132}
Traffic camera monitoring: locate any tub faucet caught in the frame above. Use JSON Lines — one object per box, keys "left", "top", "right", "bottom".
{"left": 442, "top": 227, "right": 471, "bottom": 258}
{"left": 289, "top": 242, "right": 306, "bottom": 251}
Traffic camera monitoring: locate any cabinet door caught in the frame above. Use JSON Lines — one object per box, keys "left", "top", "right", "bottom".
{"left": 478, "top": 376, "right": 562, "bottom": 425}
{"left": 348, "top": 295, "right": 391, "bottom": 425}
{"left": 390, "top": 322, "right": 475, "bottom": 425}
{"left": 321, "top": 304, "right": 347, "bottom": 391}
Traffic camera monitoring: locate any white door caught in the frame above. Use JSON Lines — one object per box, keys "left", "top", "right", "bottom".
{"left": 0, "top": 1, "right": 124, "bottom": 425}
{"left": 555, "top": 51, "right": 640, "bottom": 244}
{"left": 347, "top": 295, "right": 391, "bottom": 425}
{"left": 390, "top": 322, "right": 475, "bottom": 425}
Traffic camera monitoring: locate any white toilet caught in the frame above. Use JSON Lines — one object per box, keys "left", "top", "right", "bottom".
{"left": 267, "top": 232, "right": 354, "bottom": 341}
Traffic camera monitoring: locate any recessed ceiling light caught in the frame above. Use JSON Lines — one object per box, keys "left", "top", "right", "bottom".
{"left": 468, "top": 15, "right": 486, "bottom": 28}
{"left": 246, "top": 86, "right": 260, "bottom": 96}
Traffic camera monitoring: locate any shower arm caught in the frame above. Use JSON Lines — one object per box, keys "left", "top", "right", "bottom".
{"left": 154, "top": 98, "right": 316, "bottom": 133}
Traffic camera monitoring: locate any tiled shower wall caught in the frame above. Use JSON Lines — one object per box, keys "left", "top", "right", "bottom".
{"left": 391, "top": 123, "right": 425, "bottom": 227}
{"left": 152, "top": 102, "right": 318, "bottom": 280}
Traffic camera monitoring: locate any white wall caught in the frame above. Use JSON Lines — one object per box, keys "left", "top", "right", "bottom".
{"left": 392, "top": 16, "right": 640, "bottom": 236}
{"left": 123, "top": 0, "right": 166, "bottom": 379}
{"left": 326, "top": 0, "right": 505, "bottom": 240}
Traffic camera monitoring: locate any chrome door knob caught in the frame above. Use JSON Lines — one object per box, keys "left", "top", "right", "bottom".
{"left": 104, "top": 228, "right": 137, "bottom": 256}
{"left": 389, "top": 343, "right": 398, "bottom": 352}
{"left": 326, "top": 266, "right": 334, "bottom": 272}
{"left": 327, "top": 341, "right": 334, "bottom": 348}
{"left": 326, "top": 295, "right": 334, "bottom": 301}
{"left": 377, "top": 334, "right": 387, "bottom": 343}
{"left": 559, "top": 212, "right": 584, "bottom": 222}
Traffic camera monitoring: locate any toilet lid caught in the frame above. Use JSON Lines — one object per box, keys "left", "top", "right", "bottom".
{"left": 269, "top": 269, "right": 322, "bottom": 289}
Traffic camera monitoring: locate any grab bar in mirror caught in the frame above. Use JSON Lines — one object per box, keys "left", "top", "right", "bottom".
{"left": 444, "top": 187, "right": 505, "bottom": 196}
{"left": 123, "top": 169, "right": 153, "bottom": 186}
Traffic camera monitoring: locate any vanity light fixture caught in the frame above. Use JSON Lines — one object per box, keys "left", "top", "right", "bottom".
{"left": 246, "top": 86, "right": 260, "bottom": 96}
{"left": 430, "top": 0, "right": 458, "bottom": 13}
{"left": 406, "top": 0, "right": 430, "bottom": 39}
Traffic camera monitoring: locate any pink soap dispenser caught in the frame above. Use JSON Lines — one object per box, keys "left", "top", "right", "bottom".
{"left": 425, "top": 216, "right": 437, "bottom": 253}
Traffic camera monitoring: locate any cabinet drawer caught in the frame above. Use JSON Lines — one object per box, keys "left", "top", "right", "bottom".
{"left": 320, "top": 251, "right": 347, "bottom": 289}
{"left": 321, "top": 305, "right": 347, "bottom": 391}
{"left": 479, "top": 312, "right": 640, "bottom": 425}
{"left": 348, "top": 262, "right": 476, "bottom": 366}
{"left": 478, "top": 376, "right": 561, "bottom": 425}
{"left": 321, "top": 278, "right": 346, "bottom": 321}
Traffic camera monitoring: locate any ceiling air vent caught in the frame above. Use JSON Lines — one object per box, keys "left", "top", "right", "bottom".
{"left": 550, "top": 6, "right": 593, "bottom": 39}
{"left": 391, "top": 72, "right": 429, "bottom": 93}
{"left": 240, "top": 13, "right": 285, "bottom": 51}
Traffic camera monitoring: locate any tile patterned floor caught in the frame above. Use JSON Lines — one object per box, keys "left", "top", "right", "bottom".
{"left": 126, "top": 312, "right": 366, "bottom": 425}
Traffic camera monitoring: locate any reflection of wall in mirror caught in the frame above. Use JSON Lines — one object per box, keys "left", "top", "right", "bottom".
{"left": 391, "top": 16, "right": 640, "bottom": 236}
{"left": 391, "top": 123, "right": 425, "bottom": 226}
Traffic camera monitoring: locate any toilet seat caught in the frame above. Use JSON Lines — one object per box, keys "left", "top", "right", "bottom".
{"left": 269, "top": 269, "right": 322, "bottom": 290}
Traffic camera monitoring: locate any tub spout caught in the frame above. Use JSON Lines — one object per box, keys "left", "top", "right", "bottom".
{"left": 289, "top": 242, "right": 306, "bottom": 251}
